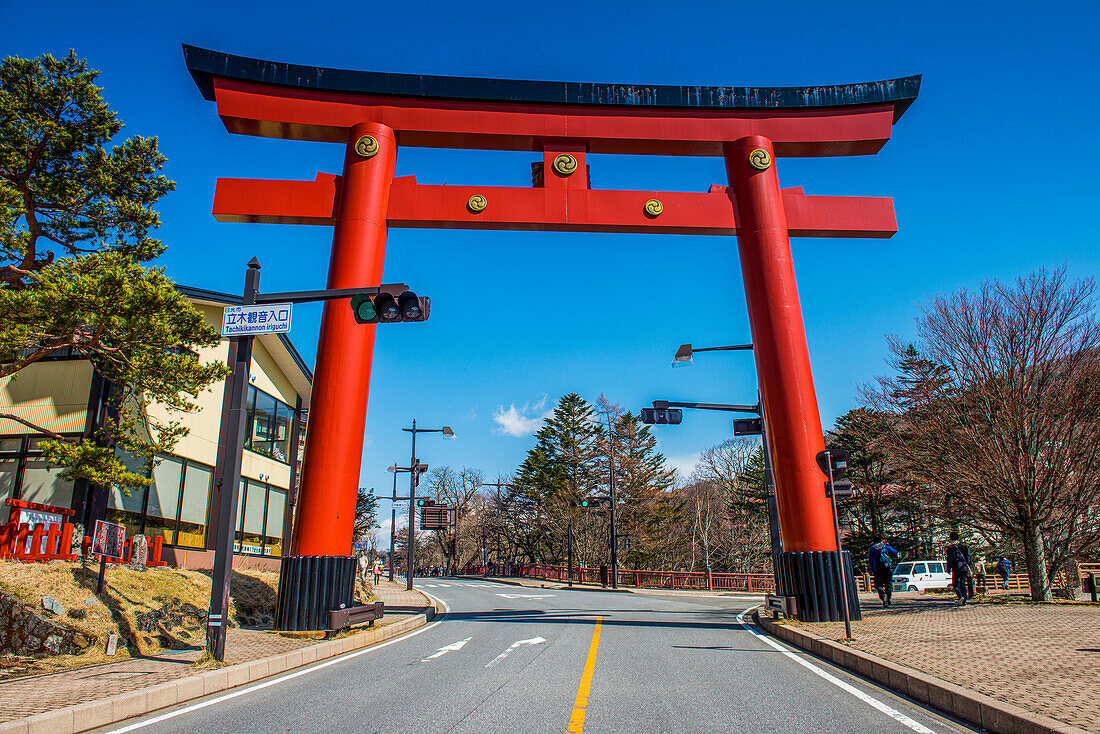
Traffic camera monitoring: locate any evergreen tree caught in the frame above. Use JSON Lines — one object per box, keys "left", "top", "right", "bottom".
{"left": 0, "top": 51, "right": 226, "bottom": 493}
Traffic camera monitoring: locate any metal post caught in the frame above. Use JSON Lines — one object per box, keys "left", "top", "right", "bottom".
{"left": 407, "top": 420, "right": 416, "bottom": 591}
{"left": 567, "top": 521, "right": 574, "bottom": 588}
{"left": 609, "top": 464, "right": 618, "bottom": 589}
{"left": 760, "top": 398, "right": 782, "bottom": 589}
{"left": 388, "top": 464, "right": 397, "bottom": 582}
{"left": 207, "top": 258, "right": 260, "bottom": 661}
{"left": 826, "top": 450, "right": 853, "bottom": 640}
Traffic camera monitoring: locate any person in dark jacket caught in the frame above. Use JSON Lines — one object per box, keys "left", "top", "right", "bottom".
{"left": 946, "top": 531, "right": 971, "bottom": 605}
{"left": 995, "top": 556, "right": 1012, "bottom": 590}
{"left": 868, "top": 537, "right": 899, "bottom": 607}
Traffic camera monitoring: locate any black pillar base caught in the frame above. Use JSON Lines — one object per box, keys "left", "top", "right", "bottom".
{"left": 274, "top": 555, "right": 357, "bottom": 631}
{"left": 776, "top": 550, "right": 862, "bottom": 623}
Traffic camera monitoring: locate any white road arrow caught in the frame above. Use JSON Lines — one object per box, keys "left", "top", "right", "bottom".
{"left": 495, "top": 593, "right": 555, "bottom": 599}
{"left": 421, "top": 637, "right": 471, "bottom": 662}
{"left": 486, "top": 636, "right": 547, "bottom": 667}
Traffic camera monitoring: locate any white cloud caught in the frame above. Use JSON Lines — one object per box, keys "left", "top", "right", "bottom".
{"left": 665, "top": 452, "right": 701, "bottom": 480}
{"left": 493, "top": 395, "right": 552, "bottom": 437}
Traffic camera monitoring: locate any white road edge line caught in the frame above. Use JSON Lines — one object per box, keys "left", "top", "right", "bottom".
{"left": 107, "top": 590, "right": 450, "bottom": 733}
{"left": 736, "top": 608, "right": 935, "bottom": 734}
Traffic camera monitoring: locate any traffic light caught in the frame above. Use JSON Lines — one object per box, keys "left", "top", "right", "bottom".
{"left": 350, "top": 291, "right": 430, "bottom": 324}
{"left": 640, "top": 407, "right": 682, "bottom": 425}
{"left": 580, "top": 498, "right": 593, "bottom": 507}
{"left": 416, "top": 499, "right": 437, "bottom": 507}
{"left": 732, "top": 417, "right": 763, "bottom": 436}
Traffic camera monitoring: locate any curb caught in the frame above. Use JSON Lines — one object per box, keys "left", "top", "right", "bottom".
{"left": 0, "top": 602, "right": 437, "bottom": 734}
{"left": 752, "top": 609, "right": 1089, "bottom": 734}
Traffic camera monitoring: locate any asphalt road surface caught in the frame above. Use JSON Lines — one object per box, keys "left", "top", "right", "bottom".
{"left": 103, "top": 578, "right": 979, "bottom": 734}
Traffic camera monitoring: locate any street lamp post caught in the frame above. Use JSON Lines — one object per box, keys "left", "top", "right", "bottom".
{"left": 401, "top": 420, "right": 454, "bottom": 590}
{"left": 386, "top": 463, "right": 412, "bottom": 582}
{"left": 669, "top": 342, "right": 782, "bottom": 588}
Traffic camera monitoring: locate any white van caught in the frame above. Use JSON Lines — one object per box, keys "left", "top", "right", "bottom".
{"left": 891, "top": 561, "right": 951, "bottom": 592}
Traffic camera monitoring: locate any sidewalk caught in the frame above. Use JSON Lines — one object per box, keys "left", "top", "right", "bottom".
{"left": 765, "top": 591, "right": 1099, "bottom": 734}
{"left": 0, "top": 580, "right": 433, "bottom": 733}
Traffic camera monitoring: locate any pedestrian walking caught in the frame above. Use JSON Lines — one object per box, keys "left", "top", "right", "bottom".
{"left": 946, "top": 531, "right": 971, "bottom": 605}
{"left": 995, "top": 556, "right": 1012, "bottom": 590}
{"left": 868, "top": 536, "right": 899, "bottom": 607}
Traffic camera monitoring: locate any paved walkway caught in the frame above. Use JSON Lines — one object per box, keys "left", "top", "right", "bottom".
{"left": 0, "top": 580, "right": 430, "bottom": 724}
{"left": 801, "top": 591, "right": 1100, "bottom": 733}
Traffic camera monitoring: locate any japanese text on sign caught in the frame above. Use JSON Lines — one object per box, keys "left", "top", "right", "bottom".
{"left": 221, "top": 303, "right": 293, "bottom": 336}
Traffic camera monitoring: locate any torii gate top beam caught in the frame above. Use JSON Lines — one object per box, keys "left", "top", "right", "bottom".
{"left": 183, "top": 45, "right": 920, "bottom": 157}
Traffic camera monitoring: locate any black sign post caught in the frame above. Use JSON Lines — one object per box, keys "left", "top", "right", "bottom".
{"left": 816, "top": 448, "right": 853, "bottom": 640}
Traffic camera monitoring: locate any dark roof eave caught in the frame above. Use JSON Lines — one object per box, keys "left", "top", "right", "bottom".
{"left": 182, "top": 44, "right": 920, "bottom": 124}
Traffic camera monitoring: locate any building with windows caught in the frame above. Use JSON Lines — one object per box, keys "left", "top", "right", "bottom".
{"left": 0, "top": 285, "right": 311, "bottom": 571}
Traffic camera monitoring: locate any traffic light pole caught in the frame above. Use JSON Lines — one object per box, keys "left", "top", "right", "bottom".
{"left": 401, "top": 421, "right": 453, "bottom": 590}
{"left": 826, "top": 450, "right": 853, "bottom": 640}
{"left": 408, "top": 422, "right": 417, "bottom": 591}
{"left": 609, "top": 464, "right": 618, "bottom": 589}
{"left": 207, "top": 259, "right": 260, "bottom": 661}
{"left": 389, "top": 467, "right": 398, "bottom": 583}
{"left": 567, "top": 521, "right": 574, "bottom": 587}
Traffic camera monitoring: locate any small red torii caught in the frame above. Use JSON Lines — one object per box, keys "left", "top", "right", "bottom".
{"left": 185, "top": 45, "right": 918, "bottom": 620}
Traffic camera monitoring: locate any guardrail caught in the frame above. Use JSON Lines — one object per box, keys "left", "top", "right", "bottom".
{"left": 466, "top": 563, "right": 776, "bottom": 593}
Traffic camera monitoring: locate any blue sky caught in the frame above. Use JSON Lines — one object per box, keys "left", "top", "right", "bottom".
{"left": 5, "top": 0, "right": 1098, "bottom": 545}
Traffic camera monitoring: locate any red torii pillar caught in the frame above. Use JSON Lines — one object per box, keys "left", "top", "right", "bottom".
{"left": 292, "top": 122, "right": 396, "bottom": 557}
{"left": 725, "top": 136, "right": 834, "bottom": 554}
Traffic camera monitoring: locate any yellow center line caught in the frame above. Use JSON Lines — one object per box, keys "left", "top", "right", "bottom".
{"left": 566, "top": 615, "right": 603, "bottom": 733}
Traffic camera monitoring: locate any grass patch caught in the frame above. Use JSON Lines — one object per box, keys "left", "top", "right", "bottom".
{"left": 0, "top": 559, "right": 280, "bottom": 677}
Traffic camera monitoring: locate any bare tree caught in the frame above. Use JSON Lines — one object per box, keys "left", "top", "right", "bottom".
{"left": 866, "top": 268, "right": 1100, "bottom": 600}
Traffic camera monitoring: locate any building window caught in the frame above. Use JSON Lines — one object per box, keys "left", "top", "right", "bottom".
{"left": 233, "top": 478, "right": 286, "bottom": 556}
{"left": 104, "top": 453, "right": 213, "bottom": 548}
{"left": 0, "top": 435, "right": 80, "bottom": 515}
{"left": 245, "top": 386, "right": 293, "bottom": 463}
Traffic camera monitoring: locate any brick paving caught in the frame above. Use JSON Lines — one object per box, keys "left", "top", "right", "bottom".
{"left": 802, "top": 591, "right": 1100, "bottom": 733}
{"left": 0, "top": 580, "right": 430, "bottom": 723}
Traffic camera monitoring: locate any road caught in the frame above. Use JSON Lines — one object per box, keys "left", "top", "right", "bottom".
{"left": 104, "top": 578, "right": 978, "bottom": 734}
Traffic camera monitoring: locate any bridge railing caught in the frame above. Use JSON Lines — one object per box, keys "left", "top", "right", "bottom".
{"left": 465, "top": 563, "right": 776, "bottom": 593}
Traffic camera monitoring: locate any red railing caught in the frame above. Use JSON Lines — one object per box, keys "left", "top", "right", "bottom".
{"left": 465, "top": 563, "right": 776, "bottom": 593}
{"left": 0, "top": 521, "right": 165, "bottom": 566}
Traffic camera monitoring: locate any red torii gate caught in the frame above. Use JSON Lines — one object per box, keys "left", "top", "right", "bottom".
{"left": 184, "top": 45, "right": 918, "bottom": 625}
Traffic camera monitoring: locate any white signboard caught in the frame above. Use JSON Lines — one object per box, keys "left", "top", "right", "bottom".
{"left": 16, "top": 507, "right": 63, "bottom": 553}
{"left": 222, "top": 303, "right": 293, "bottom": 336}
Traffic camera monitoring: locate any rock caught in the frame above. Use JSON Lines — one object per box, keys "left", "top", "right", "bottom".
{"left": 43, "top": 635, "right": 61, "bottom": 655}
{"left": 70, "top": 524, "right": 84, "bottom": 556}
{"left": 41, "top": 597, "right": 64, "bottom": 616}
{"left": 67, "top": 608, "right": 87, "bottom": 620}
{"left": 128, "top": 535, "right": 149, "bottom": 571}
{"left": 85, "top": 598, "right": 97, "bottom": 606}
{"left": 105, "top": 632, "right": 120, "bottom": 656}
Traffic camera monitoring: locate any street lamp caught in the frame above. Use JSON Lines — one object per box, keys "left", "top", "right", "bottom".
{"left": 671, "top": 342, "right": 753, "bottom": 367}
{"left": 400, "top": 420, "right": 455, "bottom": 590}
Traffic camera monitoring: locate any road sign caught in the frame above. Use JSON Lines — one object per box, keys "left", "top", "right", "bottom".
{"left": 825, "top": 481, "right": 855, "bottom": 499}
{"left": 815, "top": 449, "right": 850, "bottom": 478}
{"left": 221, "top": 303, "right": 293, "bottom": 336}
{"left": 733, "top": 417, "right": 763, "bottom": 436}
{"left": 420, "top": 504, "right": 450, "bottom": 530}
